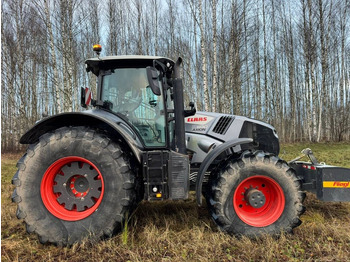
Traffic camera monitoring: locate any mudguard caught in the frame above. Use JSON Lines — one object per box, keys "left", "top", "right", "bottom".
{"left": 196, "top": 138, "right": 253, "bottom": 205}
{"left": 20, "top": 110, "right": 143, "bottom": 163}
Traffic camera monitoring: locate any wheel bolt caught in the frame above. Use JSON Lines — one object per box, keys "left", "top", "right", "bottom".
{"left": 81, "top": 197, "right": 84, "bottom": 201}
{"left": 84, "top": 174, "right": 88, "bottom": 177}
{"left": 63, "top": 183, "right": 66, "bottom": 186}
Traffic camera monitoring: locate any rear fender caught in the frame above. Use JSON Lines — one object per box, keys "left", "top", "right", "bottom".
{"left": 196, "top": 138, "right": 253, "bottom": 206}
{"left": 20, "top": 111, "right": 142, "bottom": 163}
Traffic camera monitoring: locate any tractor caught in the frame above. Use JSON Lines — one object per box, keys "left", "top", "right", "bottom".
{"left": 12, "top": 45, "right": 350, "bottom": 245}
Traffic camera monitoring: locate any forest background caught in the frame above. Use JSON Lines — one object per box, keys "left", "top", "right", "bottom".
{"left": 1, "top": 0, "right": 349, "bottom": 152}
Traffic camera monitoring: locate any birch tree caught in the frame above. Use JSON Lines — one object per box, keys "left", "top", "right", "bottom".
{"left": 198, "top": 0, "right": 209, "bottom": 111}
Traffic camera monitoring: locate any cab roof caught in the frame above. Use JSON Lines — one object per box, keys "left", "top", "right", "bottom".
{"left": 85, "top": 55, "right": 175, "bottom": 76}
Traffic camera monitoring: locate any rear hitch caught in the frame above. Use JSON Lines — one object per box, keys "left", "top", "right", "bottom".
{"left": 289, "top": 148, "right": 350, "bottom": 202}
{"left": 288, "top": 148, "right": 320, "bottom": 165}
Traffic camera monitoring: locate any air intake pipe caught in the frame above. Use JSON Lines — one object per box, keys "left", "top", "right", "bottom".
{"left": 172, "top": 57, "right": 186, "bottom": 155}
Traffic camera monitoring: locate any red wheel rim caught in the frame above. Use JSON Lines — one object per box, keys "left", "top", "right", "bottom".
{"left": 41, "top": 157, "right": 104, "bottom": 221}
{"left": 233, "top": 175, "right": 285, "bottom": 227}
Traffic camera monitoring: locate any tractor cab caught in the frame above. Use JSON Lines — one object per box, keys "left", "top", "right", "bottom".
{"left": 85, "top": 55, "right": 193, "bottom": 201}
{"left": 85, "top": 56, "right": 177, "bottom": 148}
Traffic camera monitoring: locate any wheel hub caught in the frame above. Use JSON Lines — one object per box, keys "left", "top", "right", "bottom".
{"left": 245, "top": 188, "right": 266, "bottom": 208}
{"left": 52, "top": 161, "right": 102, "bottom": 212}
{"left": 233, "top": 175, "right": 285, "bottom": 227}
{"left": 70, "top": 176, "right": 90, "bottom": 194}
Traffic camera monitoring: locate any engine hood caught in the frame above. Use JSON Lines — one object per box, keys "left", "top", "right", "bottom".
{"left": 185, "top": 111, "right": 277, "bottom": 140}
{"left": 185, "top": 111, "right": 280, "bottom": 158}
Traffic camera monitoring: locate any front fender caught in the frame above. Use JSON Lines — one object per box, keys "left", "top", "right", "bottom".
{"left": 20, "top": 110, "right": 143, "bottom": 163}
{"left": 195, "top": 138, "right": 253, "bottom": 206}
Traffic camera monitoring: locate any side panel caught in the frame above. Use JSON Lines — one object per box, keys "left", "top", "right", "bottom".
{"left": 186, "top": 133, "right": 223, "bottom": 164}
{"left": 142, "top": 151, "right": 169, "bottom": 200}
{"left": 168, "top": 151, "right": 190, "bottom": 200}
{"left": 317, "top": 166, "right": 350, "bottom": 201}
{"left": 142, "top": 150, "right": 189, "bottom": 200}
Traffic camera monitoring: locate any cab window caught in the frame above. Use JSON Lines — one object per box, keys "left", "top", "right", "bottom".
{"left": 101, "top": 68, "right": 167, "bottom": 147}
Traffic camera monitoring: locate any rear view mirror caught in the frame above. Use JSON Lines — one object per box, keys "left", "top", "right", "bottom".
{"left": 81, "top": 87, "right": 94, "bottom": 108}
{"left": 146, "top": 66, "right": 161, "bottom": 96}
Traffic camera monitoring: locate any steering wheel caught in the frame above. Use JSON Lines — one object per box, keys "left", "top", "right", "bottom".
{"left": 119, "top": 90, "right": 142, "bottom": 114}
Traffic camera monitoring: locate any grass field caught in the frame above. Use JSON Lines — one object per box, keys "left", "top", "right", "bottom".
{"left": 2, "top": 143, "right": 350, "bottom": 261}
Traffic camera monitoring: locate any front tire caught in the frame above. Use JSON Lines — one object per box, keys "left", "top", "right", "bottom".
{"left": 206, "top": 151, "right": 305, "bottom": 237}
{"left": 12, "top": 126, "right": 137, "bottom": 245}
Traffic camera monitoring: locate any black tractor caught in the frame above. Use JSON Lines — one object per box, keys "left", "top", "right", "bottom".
{"left": 12, "top": 47, "right": 350, "bottom": 245}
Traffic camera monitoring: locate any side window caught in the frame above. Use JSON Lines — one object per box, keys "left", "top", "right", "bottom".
{"left": 101, "top": 68, "right": 167, "bottom": 147}
{"left": 132, "top": 86, "right": 165, "bottom": 146}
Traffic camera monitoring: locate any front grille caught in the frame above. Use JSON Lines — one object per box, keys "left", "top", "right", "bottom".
{"left": 239, "top": 121, "right": 280, "bottom": 155}
{"left": 212, "top": 116, "right": 234, "bottom": 135}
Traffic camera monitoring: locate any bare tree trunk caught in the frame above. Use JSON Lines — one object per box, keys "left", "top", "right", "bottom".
{"left": 301, "top": 0, "right": 311, "bottom": 141}
{"left": 254, "top": 1, "right": 262, "bottom": 120}
{"left": 60, "top": 0, "right": 76, "bottom": 112}
{"left": 211, "top": 0, "right": 218, "bottom": 112}
{"left": 14, "top": 0, "right": 29, "bottom": 142}
{"left": 152, "top": 0, "right": 159, "bottom": 55}
{"left": 44, "top": 0, "right": 62, "bottom": 113}
{"left": 307, "top": 0, "right": 317, "bottom": 142}
{"left": 198, "top": 0, "right": 209, "bottom": 111}
{"left": 271, "top": 0, "right": 281, "bottom": 134}
{"left": 317, "top": 0, "right": 327, "bottom": 142}
{"left": 339, "top": 0, "right": 348, "bottom": 141}
{"left": 134, "top": 0, "right": 143, "bottom": 55}
{"left": 243, "top": 0, "right": 250, "bottom": 117}
{"left": 262, "top": 0, "right": 269, "bottom": 121}
{"left": 230, "top": 1, "right": 242, "bottom": 116}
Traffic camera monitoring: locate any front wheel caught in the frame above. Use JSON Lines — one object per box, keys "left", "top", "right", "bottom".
{"left": 206, "top": 151, "right": 305, "bottom": 237}
{"left": 12, "top": 126, "right": 137, "bottom": 245}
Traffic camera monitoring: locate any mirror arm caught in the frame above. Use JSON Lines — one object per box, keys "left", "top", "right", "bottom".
{"left": 184, "top": 102, "right": 196, "bottom": 117}
{"left": 153, "top": 60, "right": 166, "bottom": 73}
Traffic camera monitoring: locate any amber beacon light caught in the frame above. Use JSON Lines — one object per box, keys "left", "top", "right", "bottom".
{"left": 93, "top": 44, "right": 102, "bottom": 55}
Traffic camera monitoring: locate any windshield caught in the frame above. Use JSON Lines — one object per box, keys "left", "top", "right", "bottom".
{"left": 101, "top": 68, "right": 167, "bottom": 147}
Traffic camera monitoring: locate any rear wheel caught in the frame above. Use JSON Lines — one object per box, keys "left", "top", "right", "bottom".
{"left": 12, "top": 126, "right": 137, "bottom": 245}
{"left": 206, "top": 151, "right": 305, "bottom": 237}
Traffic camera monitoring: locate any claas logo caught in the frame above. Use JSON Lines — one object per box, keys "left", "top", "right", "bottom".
{"left": 186, "top": 117, "right": 207, "bottom": 122}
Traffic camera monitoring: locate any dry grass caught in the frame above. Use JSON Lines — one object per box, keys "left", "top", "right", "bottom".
{"left": 2, "top": 143, "right": 350, "bottom": 261}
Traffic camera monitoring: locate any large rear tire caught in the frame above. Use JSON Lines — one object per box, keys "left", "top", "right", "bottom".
{"left": 12, "top": 126, "right": 137, "bottom": 245}
{"left": 206, "top": 151, "right": 305, "bottom": 237}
